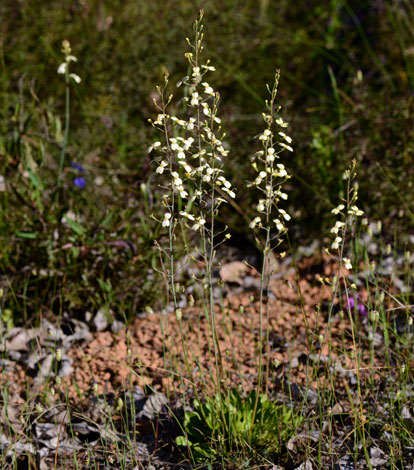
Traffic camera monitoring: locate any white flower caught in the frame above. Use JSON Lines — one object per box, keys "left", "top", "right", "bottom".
{"left": 191, "top": 92, "right": 200, "bottom": 106}
{"left": 148, "top": 141, "right": 161, "bottom": 153}
{"left": 178, "top": 187, "right": 188, "bottom": 198}
{"left": 57, "top": 62, "right": 67, "bottom": 74}
{"left": 202, "top": 82, "right": 215, "bottom": 95}
{"left": 178, "top": 161, "right": 192, "bottom": 174}
{"left": 69, "top": 73, "right": 81, "bottom": 83}
{"left": 156, "top": 160, "right": 168, "bottom": 174}
{"left": 279, "top": 208, "right": 291, "bottom": 221}
{"left": 154, "top": 114, "right": 166, "bottom": 125}
{"left": 179, "top": 211, "right": 195, "bottom": 221}
{"left": 218, "top": 145, "right": 229, "bottom": 157}
{"left": 249, "top": 216, "right": 261, "bottom": 229}
{"left": 330, "top": 221, "right": 345, "bottom": 234}
{"left": 192, "top": 218, "right": 206, "bottom": 230}
{"left": 171, "top": 117, "right": 186, "bottom": 126}
{"left": 257, "top": 200, "right": 265, "bottom": 212}
{"left": 331, "top": 204, "right": 345, "bottom": 214}
{"left": 273, "top": 218, "right": 285, "bottom": 231}
{"left": 170, "top": 138, "right": 179, "bottom": 151}
{"left": 276, "top": 163, "right": 287, "bottom": 177}
{"left": 183, "top": 137, "right": 194, "bottom": 150}
{"left": 222, "top": 186, "right": 235, "bottom": 198}
{"left": 171, "top": 172, "right": 182, "bottom": 186}
{"left": 266, "top": 148, "right": 275, "bottom": 163}
{"left": 162, "top": 213, "right": 172, "bottom": 227}
{"left": 65, "top": 55, "right": 78, "bottom": 63}
{"left": 259, "top": 129, "right": 272, "bottom": 141}
{"left": 177, "top": 150, "right": 185, "bottom": 160}
{"left": 187, "top": 118, "right": 196, "bottom": 130}
{"left": 201, "top": 103, "right": 211, "bottom": 117}
{"left": 278, "top": 132, "right": 292, "bottom": 144}
{"left": 276, "top": 117, "right": 289, "bottom": 128}
{"left": 343, "top": 258, "right": 352, "bottom": 270}
{"left": 278, "top": 142, "right": 293, "bottom": 152}
{"left": 348, "top": 205, "right": 364, "bottom": 216}
{"left": 331, "top": 236, "right": 342, "bottom": 249}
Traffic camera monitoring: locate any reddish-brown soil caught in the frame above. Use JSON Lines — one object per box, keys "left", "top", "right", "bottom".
{"left": 58, "top": 255, "right": 385, "bottom": 402}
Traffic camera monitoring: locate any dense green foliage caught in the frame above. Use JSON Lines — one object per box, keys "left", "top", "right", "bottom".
{"left": 176, "top": 388, "right": 302, "bottom": 465}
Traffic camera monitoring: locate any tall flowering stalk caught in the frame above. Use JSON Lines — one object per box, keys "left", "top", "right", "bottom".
{"left": 56, "top": 40, "right": 81, "bottom": 191}
{"left": 149, "top": 11, "right": 235, "bottom": 393}
{"left": 323, "top": 159, "right": 372, "bottom": 466}
{"left": 328, "top": 160, "right": 364, "bottom": 309}
{"left": 247, "top": 71, "right": 292, "bottom": 422}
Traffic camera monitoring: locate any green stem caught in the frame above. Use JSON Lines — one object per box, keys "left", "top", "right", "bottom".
{"left": 57, "top": 71, "right": 70, "bottom": 190}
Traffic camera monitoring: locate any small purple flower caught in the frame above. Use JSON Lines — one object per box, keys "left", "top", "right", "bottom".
{"left": 346, "top": 296, "right": 368, "bottom": 317}
{"left": 74, "top": 177, "right": 86, "bottom": 189}
{"left": 71, "top": 161, "right": 86, "bottom": 173}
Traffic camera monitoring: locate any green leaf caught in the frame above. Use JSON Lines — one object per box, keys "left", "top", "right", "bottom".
{"left": 16, "top": 231, "right": 37, "bottom": 239}
{"left": 64, "top": 215, "right": 86, "bottom": 236}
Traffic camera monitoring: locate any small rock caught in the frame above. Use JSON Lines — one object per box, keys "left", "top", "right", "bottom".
{"left": 219, "top": 261, "right": 249, "bottom": 284}
{"left": 111, "top": 320, "right": 124, "bottom": 333}
{"left": 94, "top": 308, "right": 110, "bottom": 331}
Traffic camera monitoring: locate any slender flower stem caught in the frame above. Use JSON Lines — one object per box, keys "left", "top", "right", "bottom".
{"left": 57, "top": 68, "right": 70, "bottom": 191}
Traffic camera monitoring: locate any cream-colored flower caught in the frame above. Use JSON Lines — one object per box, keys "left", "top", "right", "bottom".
{"left": 192, "top": 218, "right": 206, "bottom": 230}
{"left": 331, "top": 236, "right": 342, "bottom": 249}
{"left": 249, "top": 216, "right": 261, "bottom": 229}
{"left": 191, "top": 92, "right": 200, "bottom": 106}
{"left": 273, "top": 218, "right": 285, "bottom": 231}
{"left": 148, "top": 141, "right": 161, "bottom": 153}
{"left": 330, "top": 221, "right": 345, "bottom": 234}
{"left": 57, "top": 62, "right": 67, "bottom": 74}
{"left": 278, "top": 142, "right": 293, "bottom": 152}
{"left": 156, "top": 160, "right": 168, "bottom": 174}
{"left": 343, "top": 258, "right": 352, "bottom": 270}
{"left": 276, "top": 163, "right": 287, "bottom": 177}
{"left": 266, "top": 148, "right": 275, "bottom": 163}
{"left": 154, "top": 114, "right": 166, "bottom": 125}
{"left": 179, "top": 211, "right": 195, "bottom": 221}
{"left": 348, "top": 205, "right": 364, "bottom": 217}
{"left": 69, "top": 73, "right": 81, "bottom": 83}
{"left": 202, "top": 82, "right": 214, "bottom": 95}
{"left": 276, "top": 117, "right": 289, "bottom": 128}
{"left": 278, "top": 132, "right": 292, "bottom": 144}
{"left": 331, "top": 204, "right": 345, "bottom": 214}
{"left": 162, "top": 213, "right": 172, "bottom": 227}
{"left": 178, "top": 186, "right": 188, "bottom": 198}
{"left": 257, "top": 200, "right": 265, "bottom": 212}
{"left": 259, "top": 129, "right": 272, "bottom": 141}
{"left": 278, "top": 208, "right": 291, "bottom": 221}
